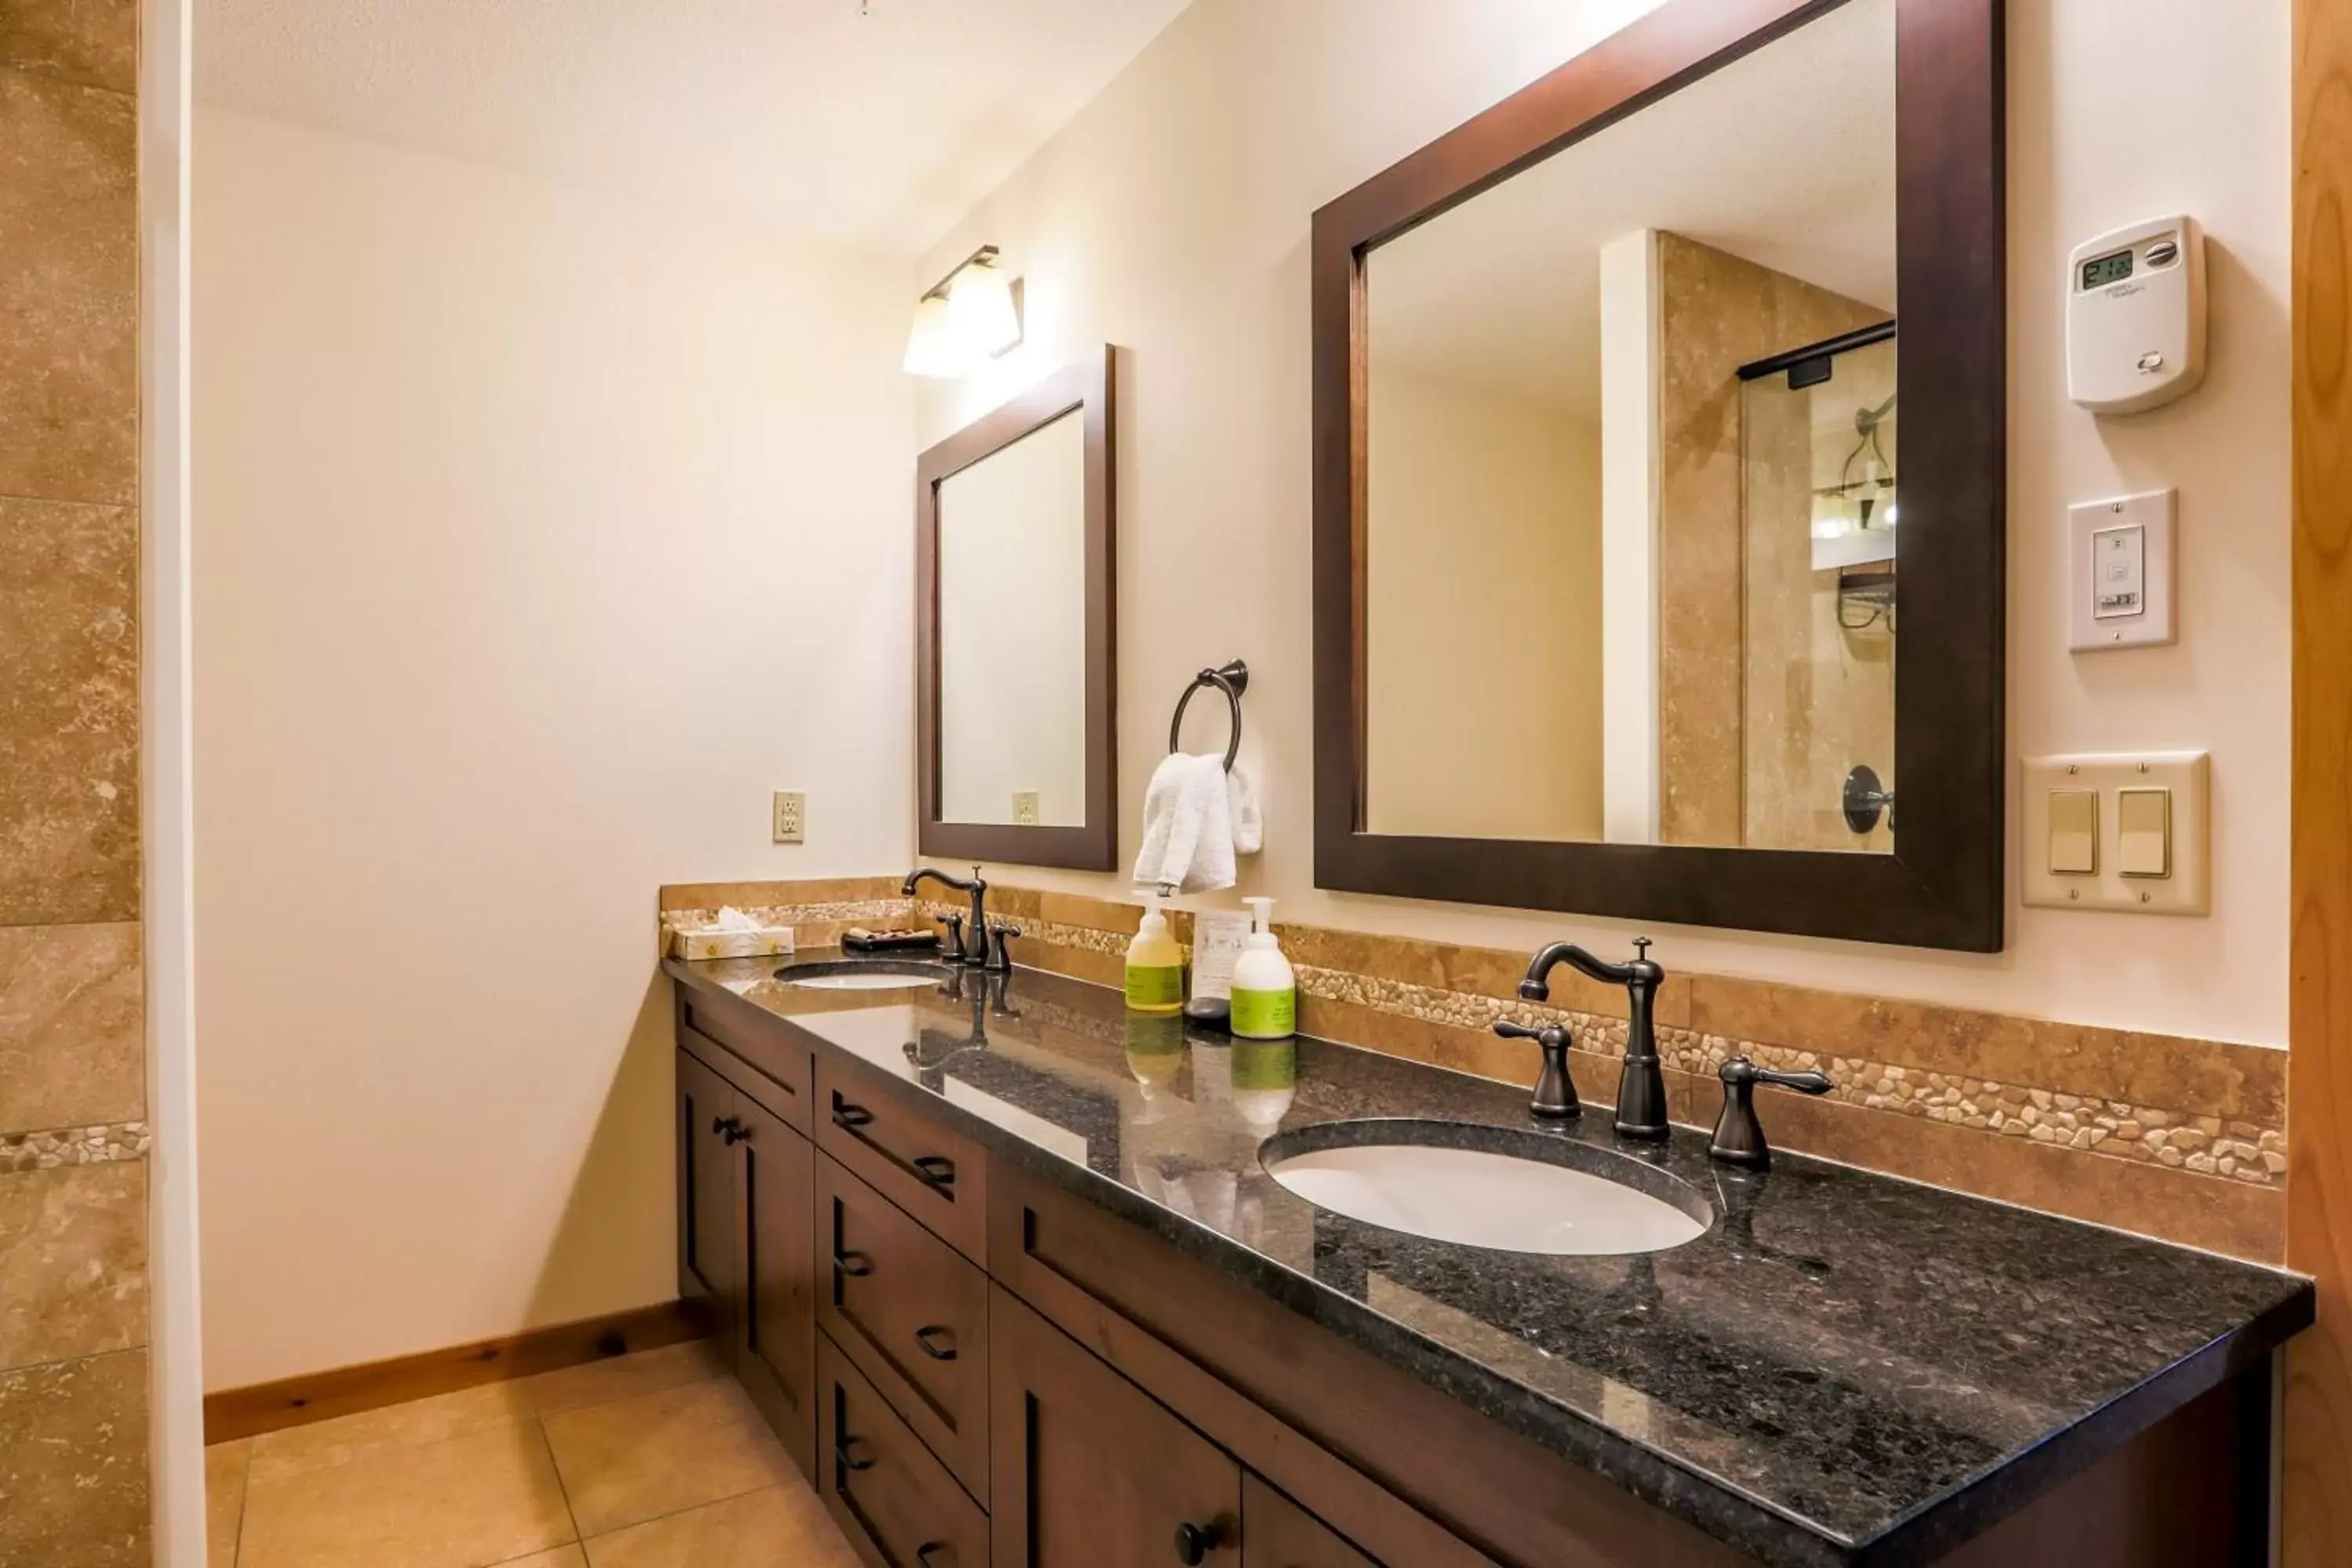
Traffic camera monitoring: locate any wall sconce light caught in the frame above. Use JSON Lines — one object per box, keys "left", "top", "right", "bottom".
{"left": 904, "top": 245, "right": 1024, "bottom": 378}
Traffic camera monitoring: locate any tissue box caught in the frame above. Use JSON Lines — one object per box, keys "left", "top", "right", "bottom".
{"left": 666, "top": 923, "right": 797, "bottom": 961}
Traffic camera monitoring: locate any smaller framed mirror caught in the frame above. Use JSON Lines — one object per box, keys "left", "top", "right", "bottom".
{"left": 917, "top": 348, "right": 1118, "bottom": 870}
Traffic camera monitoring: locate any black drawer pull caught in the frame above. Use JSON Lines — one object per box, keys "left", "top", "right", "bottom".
{"left": 911, "top": 1154, "right": 957, "bottom": 1191}
{"left": 916, "top": 1545, "right": 950, "bottom": 1567}
{"left": 837, "top": 1437, "right": 877, "bottom": 1472}
{"left": 832, "top": 1097, "right": 876, "bottom": 1130}
{"left": 1173, "top": 1520, "right": 1224, "bottom": 1565}
{"left": 834, "top": 1249, "right": 876, "bottom": 1279}
{"left": 913, "top": 1323, "right": 958, "bottom": 1362}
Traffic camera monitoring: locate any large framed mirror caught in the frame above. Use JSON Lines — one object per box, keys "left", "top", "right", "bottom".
{"left": 918, "top": 348, "right": 1117, "bottom": 870}
{"left": 1312, "top": 0, "right": 2003, "bottom": 950}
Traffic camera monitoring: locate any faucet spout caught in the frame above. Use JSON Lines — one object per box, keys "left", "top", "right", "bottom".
{"left": 1516, "top": 938, "right": 1668, "bottom": 1142}
{"left": 902, "top": 866, "right": 991, "bottom": 967}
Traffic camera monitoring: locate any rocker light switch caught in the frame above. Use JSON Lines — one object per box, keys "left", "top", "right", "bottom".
{"left": 2118, "top": 788, "right": 2172, "bottom": 878}
{"left": 2048, "top": 789, "right": 2099, "bottom": 874}
{"left": 2021, "top": 753, "right": 2209, "bottom": 914}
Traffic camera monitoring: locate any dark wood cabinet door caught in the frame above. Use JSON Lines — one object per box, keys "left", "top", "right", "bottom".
{"left": 675, "top": 1048, "right": 739, "bottom": 1342}
{"left": 1243, "top": 1475, "right": 1381, "bottom": 1568}
{"left": 818, "top": 1154, "right": 990, "bottom": 1498}
{"left": 735, "top": 1094, "right": 817, "bottom": 1482}
{"left": 820, "top": 1334, "right": 989, "bottom": 1568}
{"left": 991, "top": 1285, "right": 1241, "bottom": 1568}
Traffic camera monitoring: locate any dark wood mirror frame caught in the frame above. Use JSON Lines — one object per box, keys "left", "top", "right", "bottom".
{"left": 917, "top": 348, "right": 1118, "bottom": 871}
{"left": 1310, "top": 0, "right": 2005, "bottom": 951}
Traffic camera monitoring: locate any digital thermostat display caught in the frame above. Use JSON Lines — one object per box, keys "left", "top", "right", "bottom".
{"left": 2066, "top": 216, "right": 2205, "bottom": 413}
{"left": 2080, "top": 249, "right": 2135, "bottom": 291}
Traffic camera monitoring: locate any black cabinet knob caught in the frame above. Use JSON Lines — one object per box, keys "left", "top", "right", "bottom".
{"left": 913, "top": 1323, "right": 958, "bottom": 1362}
{"left": 1173, "top": 1521, "right": 1223, "bottom": 1565}
{"left": 711, "top": 1116, "right": 747, "bottom": 1145}
{"left": 911, "top": 1154, "right": 957, "bottom": 1191}
{"left": 833, "top": 1249, "right": 876, "bottom": 1279}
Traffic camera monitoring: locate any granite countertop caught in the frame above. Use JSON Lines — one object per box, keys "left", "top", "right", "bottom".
{"left": 664, "top": 949, "right": 2312, "bottom": 1568}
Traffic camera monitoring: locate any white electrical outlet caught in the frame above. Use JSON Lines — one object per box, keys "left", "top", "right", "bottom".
{"left": 1012, "top": 789, "right": 1040, "bottom": 826}
{"left": 772, "top": 791, "right": 806, "bottom": 844}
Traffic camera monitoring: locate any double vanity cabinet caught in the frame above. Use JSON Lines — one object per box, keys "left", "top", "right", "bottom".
{"left": 667, "top": 951, "right": 2310, "bottom": 1568}
{"left": 674, "top": 976, "right": 1386, "bottom": 1568}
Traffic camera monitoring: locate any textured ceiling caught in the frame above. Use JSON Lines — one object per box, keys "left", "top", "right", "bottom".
{"left": 194, "top": 0, "right": 1193, "bottom": 255}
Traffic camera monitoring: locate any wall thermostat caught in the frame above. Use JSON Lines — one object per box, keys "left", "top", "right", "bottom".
{"left": 2066, "top": 216, "right": 2206, "bottom": 413}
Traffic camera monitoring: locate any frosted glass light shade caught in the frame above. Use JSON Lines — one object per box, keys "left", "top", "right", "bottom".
{"left": 904, "top": 292, "right": 963, "bottom": 378}
{"left": 946, "top": 260, "right": 1022, "bottom": 358}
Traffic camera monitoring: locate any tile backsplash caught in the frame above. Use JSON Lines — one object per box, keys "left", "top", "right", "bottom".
{"left": 660, "top": 877, "right": 2285, "bottom": 1263}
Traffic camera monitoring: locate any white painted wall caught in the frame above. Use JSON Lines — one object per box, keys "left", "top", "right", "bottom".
{"left": 913, "top": 0, "right": 2292, "bottom": 1047}
{"left": 191, "top": 110, "right": 913, "bottom": 1388}
{"left": 1598, "top": 227, "right": 1661, "bottom": 844}
{"left": 937, "top": 408, "right": 1091, "bottom": 826}
{"left": 1365, "top": 365, "right": 1602, "bottom": 840}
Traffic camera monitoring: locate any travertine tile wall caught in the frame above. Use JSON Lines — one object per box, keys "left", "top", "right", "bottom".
{"left": 0, "top": 1, "right": 154, "bottom": 1563}
{"left": 1653, "top": 231, "right": 1886, "bottom": 848}
{"left": 663, "top": 877, "right": 2288, "bottom": 1264}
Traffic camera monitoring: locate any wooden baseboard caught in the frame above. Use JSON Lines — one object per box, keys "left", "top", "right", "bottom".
{"left": 202, "top": 1298, "right": 715, "bottom": 1445}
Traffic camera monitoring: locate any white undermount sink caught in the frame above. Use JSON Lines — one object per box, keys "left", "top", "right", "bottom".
{"left": 782, "top": 961, "right": 946, "bottom": 992}
{"left": 1261, "top": 1123, "right": 1710, "bottom": 1257}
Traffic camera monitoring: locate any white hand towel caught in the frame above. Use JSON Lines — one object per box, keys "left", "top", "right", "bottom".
{"left": 1227, "top": 765, "right": 1262, "bottom": 856}
{"left": 1134, "top": 753, "right": 1242, "bottom": 895}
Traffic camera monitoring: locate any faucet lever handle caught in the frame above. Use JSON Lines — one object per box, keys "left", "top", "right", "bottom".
{"left": 1494, "top": 1019, "right": 1580, "bottom": 1119}
{"left": 1710, "top": 1055, "right": 1835, "bottom": 1168}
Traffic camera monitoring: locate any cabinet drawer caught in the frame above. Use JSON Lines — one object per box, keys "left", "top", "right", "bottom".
{"left": 1245, "top": 1475, "right": 1381, "bottom": 1568}
{"left": 818, "top": 1333, "right": 989, "bottom": 1568}
{"left": 679, "top": 989, "right": 811, "bottom": 1134}
{"left": 817, "top": 1055, "right": 989, "bottom": 1263}
{"left": 818, "top": 1153, "right": 989, "bottom": 1499}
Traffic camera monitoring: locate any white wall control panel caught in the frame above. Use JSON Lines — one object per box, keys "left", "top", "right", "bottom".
{"left": 2020, "top": 752, "right": 2209, "bottom": 915}
{"left": 2067, "top": 215, "right": 2207, "bottom": 413}
{"left": 2069, "top": 489, "right": 2176, "bottom": 650}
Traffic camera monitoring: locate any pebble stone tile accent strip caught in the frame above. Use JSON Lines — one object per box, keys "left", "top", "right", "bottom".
{"left": 662, "top": 898, "right": 909, "bottom": 933}
{"left": 662, "top": 878, "right": 2289, "bottom": 1200}
{"left": 912, "top": 902, "right": 1133, "bottom": 958}
{"left": 1, "top": 1120, "right": 150, "bottom": 1173}
{"left": 1297, "top": 965, "right": 2285, "bottom": 1188}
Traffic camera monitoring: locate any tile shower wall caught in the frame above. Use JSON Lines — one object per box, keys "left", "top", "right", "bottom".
{"left": 1652, "top": 230, "right": 1887, "bottom": 849}
{"left": 663, "top": 878, "right": 2287, "bottom": 1263}
{"left": 0, "top": 1, "right": 152, "bottom": 1563}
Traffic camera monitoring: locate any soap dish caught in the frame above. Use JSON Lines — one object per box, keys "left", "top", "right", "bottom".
{"left": 844, "top": 927, "right": 942, "bottom": 954}
{"left": 666, "top": 921, "right": 796, "bottom": 962}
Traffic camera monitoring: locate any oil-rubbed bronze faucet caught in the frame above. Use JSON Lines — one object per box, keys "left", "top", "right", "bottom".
{"left": 902, "top": 865, "right": 992, "bottom": 967}
{"left": 1504, "top": 938, "right": 1668, "bottom": 1140}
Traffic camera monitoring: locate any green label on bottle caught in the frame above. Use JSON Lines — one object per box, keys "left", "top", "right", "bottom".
{"left": 1126, "top": 964, "right": 1185, "bottom": 1011}
{"left": 1230, "top": 985, "right": 1296, "bottom": 1039}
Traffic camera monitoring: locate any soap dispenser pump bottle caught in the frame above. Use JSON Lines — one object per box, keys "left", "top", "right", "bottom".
{"left": 1229, "top": 897, "right": 1297, "bottom": 1040}
{"left": 1125, "top": 893, "right": 1185, "bottom": 1014}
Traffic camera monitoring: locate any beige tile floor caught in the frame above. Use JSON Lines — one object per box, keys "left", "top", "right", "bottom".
{"left": 205, "top": 1340, "right": 865, "bottom": 1568}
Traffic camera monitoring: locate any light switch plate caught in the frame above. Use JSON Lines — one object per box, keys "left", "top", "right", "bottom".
{"left": 2020, "top": 752, "right": 2209, "bottom": 913}
{"left": 771, "top": 791, "right": 805, "bottom": 844}
{"left": 2069, "top": 489, "right": 2176, "bottom": 650}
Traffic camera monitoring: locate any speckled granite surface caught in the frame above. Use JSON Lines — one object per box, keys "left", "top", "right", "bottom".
{"left": 666, "top": 950, "right": 2313, "bottom": 1568}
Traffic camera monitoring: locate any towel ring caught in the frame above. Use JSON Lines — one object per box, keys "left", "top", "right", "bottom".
{"left": 1168, "top": 660, "right": 1249, "bottom": 773}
